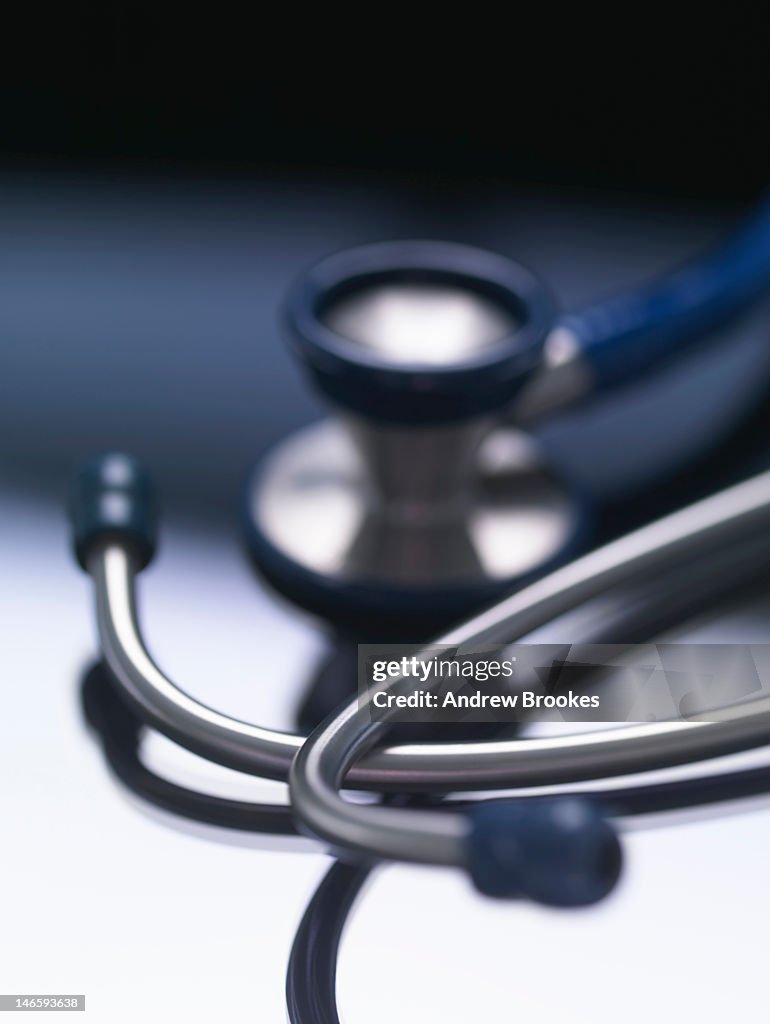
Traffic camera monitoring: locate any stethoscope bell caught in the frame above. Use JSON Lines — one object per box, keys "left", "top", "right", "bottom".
{"left": 245, "top": 241, "right": 587, "bottom": 636}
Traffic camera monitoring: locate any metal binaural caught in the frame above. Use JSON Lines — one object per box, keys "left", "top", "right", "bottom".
{"left": 91, "top": 467, "right": 770, "bottom": 798}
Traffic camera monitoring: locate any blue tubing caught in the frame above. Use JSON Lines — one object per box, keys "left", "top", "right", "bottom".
{"left": 561, "top": 193, "right": 770, "bottom": 390}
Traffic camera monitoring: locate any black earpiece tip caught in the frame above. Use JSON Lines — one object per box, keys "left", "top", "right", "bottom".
{"left": 467, "top": 797, "right": 622, "bottom": 907}
{"left": 71, "top": 453, "right": 157, "bottom": 572}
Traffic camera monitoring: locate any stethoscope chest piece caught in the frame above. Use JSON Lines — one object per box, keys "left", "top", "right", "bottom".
{"left": 244, "top": 240, "right": 589, "bottom": 635}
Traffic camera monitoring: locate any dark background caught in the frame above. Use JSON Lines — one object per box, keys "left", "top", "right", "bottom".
{"left": 3, "top": 9, "right": 769, "bottom": 199}
{"left": 3, "top": 10, "right": 770, "bottom": 527}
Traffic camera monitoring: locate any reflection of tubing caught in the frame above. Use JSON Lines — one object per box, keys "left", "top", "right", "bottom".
{"left": 80, "top": 662, "right": 297, "bottom": 835}
{"left": 563, "top": 194, "right": 770, "bottom": 390}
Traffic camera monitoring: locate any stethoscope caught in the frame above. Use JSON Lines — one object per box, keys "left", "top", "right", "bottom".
{"left": 71, "top": 195, "right": 770, "bottom": 1023}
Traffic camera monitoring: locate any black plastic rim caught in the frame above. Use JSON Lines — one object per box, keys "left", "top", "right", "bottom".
{"left": 285, "top": 240, "right": 557, "bottom": 424}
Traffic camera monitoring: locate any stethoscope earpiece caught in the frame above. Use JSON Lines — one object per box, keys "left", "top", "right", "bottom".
{"left": 72, "top": 452, "right": 158, "bottom": 572}
{"left": 467, "top": 797, "right": 622, "bottom": 907}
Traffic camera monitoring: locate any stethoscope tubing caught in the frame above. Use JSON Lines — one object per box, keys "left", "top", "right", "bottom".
{"left": 286, "top": 856, "right": 370, "bottom": 1024}
{"left": 561, "top": 193, "right": 770, "bottom": 393}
